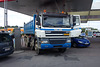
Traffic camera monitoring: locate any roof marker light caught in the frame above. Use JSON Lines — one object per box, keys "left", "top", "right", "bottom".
{"left": 44, "top": 9, "right": 46, "bottom": 13}
{"left": 62, "top": 11, "right": 64, "bottom": 14}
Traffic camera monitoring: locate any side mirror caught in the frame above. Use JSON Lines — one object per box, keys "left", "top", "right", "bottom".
{"left": 36, "top": 21, "right": 40, "bottom": 25}
{"left": 73, "top": 16, "right": 76, "bottom": 26}
{"left": 73, "top": 16, "right": 76, "bottom": 22}
{"left": 36, "top": 15, "right": 40, "bottom": 25}
{"left": 44, "top": 17, "right": 47, "bottom": 20}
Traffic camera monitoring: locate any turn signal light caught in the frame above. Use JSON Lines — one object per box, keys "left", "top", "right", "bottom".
{"left": 64, "top": 34, "right": 69, "bottom": 36}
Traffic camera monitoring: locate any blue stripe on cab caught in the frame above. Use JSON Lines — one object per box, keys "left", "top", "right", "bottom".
{"left": 36, "top": 28, "right": 81, "bottom": 31}
{"left": 36, "top": 28, "right": 74, "bottom": 31}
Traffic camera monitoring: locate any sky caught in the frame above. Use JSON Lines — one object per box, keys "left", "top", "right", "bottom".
{"left": 80, "top": 21, "right": 100, "bottom": 30}
{"left": 91, "top": 0, "right": 100, "bottom": 9}
{"left": 0, "top": 7, "right": 33, "bottom": 27}
{"left": 0, "top": 0, "right": 100, "bottom": 30}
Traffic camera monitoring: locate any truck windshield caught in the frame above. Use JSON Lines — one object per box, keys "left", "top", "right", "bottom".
{"left": 43, "top": 16, "right": 70, "bottom": 28}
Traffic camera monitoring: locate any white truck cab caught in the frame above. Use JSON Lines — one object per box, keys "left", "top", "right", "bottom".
{"left": 24, "top": 12, "right": 81, "bottom": 54}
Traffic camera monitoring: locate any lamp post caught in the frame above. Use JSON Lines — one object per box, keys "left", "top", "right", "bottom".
{"left": 4, "top": 0, "right": 8, "bottom": 32}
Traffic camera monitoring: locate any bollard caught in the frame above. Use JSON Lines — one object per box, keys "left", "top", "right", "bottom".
{"left": 14, "top": 28, "right": 21, "bottom": 50}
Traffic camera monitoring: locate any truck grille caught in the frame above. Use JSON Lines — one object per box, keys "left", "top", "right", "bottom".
{"left": 45, "top": 31, "right": 70, "bottom": 37}
{"left": 49, "top": 39, "right": 66, "bottom": 44}
{"left": 46, "top": 31, "right": 69, "bottom": 34}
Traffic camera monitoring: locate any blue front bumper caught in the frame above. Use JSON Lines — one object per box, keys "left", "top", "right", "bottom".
{"left": 41, "top": 43, "right": 71, "bottom": 49}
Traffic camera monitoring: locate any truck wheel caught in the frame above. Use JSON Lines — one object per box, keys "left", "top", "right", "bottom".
{"left": 31, "top": 45, "right": 35, "bottom": 50}
{"left": 31, "top": 40, "right": 35, "bottom": 50}
{"left": 28, "top": 42, "right": 30, "bottom": 47}
{"left": 58, "top": 48, "right": 66, "bottom": 53}
{"left": 35, "top": 40, "right": 41, "bottom": 55}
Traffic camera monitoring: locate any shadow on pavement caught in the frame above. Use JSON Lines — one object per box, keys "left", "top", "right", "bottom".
{"left": 0, "top": 56, "right": 13, "bottom": 62}
{"left": 34, "top": 49, "right": 65, "bottom": 57}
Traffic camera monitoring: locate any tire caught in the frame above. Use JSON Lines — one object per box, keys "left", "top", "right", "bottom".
{"left": 24, "top": 39, "right": 28, "bottom": 47}
{"left": 31, "top": 40, "right": 35, "bottom": 50}
{"left": 24, "top": 36, "right": 30, "bottom": 47}
{"left": 28, "top": 42, "right": 30, "bottom": 47}
{"left": 35, "top": 40, "right": 41, "bottom": 55}
{"left": 31, "top": 45, "right": 35, "bottom": 50}
{"left": 72, "top": 43, "right": 77, "bottom": 48}
{"left": 58, "top": 48, "right": 66, "bottom": 53}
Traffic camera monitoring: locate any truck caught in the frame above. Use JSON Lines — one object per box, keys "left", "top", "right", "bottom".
{"left": 24, "top": 12, "right": 81, "bottom": 54}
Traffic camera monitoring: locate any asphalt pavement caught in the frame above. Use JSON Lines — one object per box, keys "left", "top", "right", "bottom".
{"left": 0, "top": 38, "right": 100, "bottom": 67}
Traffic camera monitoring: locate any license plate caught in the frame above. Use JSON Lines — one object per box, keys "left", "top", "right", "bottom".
{"left": 5, "top": 48, "right": 10, "bottom": 51}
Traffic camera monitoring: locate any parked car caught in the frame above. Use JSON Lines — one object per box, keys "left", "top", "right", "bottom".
{"left": 71, "top": 36, "right": 90, "bottom": 47}
{"left": 93, "top": 32, "right": 100, "bottom": 37}
{"left": 0, "top": 32, "right": 14, "bottom": 57}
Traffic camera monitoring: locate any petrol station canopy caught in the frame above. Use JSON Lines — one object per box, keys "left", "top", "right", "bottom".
{"left": 1, "top": 0, "right": 100, "bottom": 23}
{"left": 68, "top": 10, "right": 100, "bottom": 23}
{"left": 0, "top": 0, "right": 93, "bottom": 16}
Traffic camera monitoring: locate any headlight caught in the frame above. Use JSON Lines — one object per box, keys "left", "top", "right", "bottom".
{"left": 41, "top": 41, "right": 48, "bottom": 43}
{"left": 66, "top": 38, "right": 71, "bottom": 42}
{"left": 84, "top": 37, "right": 88, "bottom": 39}
{"left": 78, "top": 41, "right": 83, "bottom": 43}
{"left": 41, "top": 39, "right": 49, "bottom": 44}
